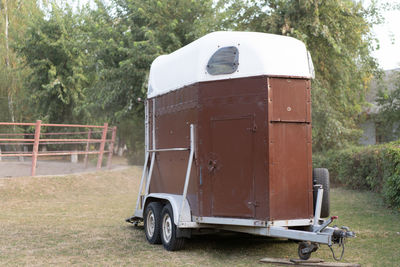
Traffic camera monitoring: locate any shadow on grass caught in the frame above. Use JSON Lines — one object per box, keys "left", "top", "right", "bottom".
{"left": 186, "top": 232, "right": 290, "bottom": 251}
{"left": 126, "top": 224, "right": 293, "bottom": 255}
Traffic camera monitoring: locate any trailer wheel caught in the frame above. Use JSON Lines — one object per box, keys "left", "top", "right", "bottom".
{"left": 298, "top": 241, "right": 318, "bottom": 260}
{"left": 313, "top": 168, "right": 330, "bottom": 218}
{"left": 161, "top": 203, "right": 185, "bottom": 251}
{"left": 144, "top": 202, "right": 162, "bottom": 244}
{"left": 298, "top": 242, "right": 312, "bottom": 260}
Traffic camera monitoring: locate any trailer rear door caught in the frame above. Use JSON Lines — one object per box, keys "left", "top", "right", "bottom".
{"left": 209, "top": 116, "right": 255, "bottom": 218}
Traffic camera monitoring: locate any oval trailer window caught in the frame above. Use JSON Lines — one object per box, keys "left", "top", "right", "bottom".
{"left": 206, "top": 46, "right": 239, "bottom": 75}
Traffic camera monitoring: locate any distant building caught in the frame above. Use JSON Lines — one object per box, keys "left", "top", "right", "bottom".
{"left": 359, "top": 68, "right": 399, "bottom": 145}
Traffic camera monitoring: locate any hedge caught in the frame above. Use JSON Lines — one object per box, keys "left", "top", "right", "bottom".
{"left": 313, "top": 141, "right": 400, "bottom": 209}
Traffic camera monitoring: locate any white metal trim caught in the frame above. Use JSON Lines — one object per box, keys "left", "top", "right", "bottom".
{"left": 269, "top": 226, "right": 331, "bottom": 245}
{"left": 145, "top": 193, "right": 193, "bottom": 225}
{"left": 211, "top": 225, "right": 332, "bottom": 245}
{"left": 314, "top": 185, "right": 323, "bottom": 227}
{"left": 193, "top": 216, "right": 313, "bottom": 228}
{"left": 178, "top": 222, "right": 200, "bottom": 228}
{"left": 267, "top": 219, "right": 313, "bottom": 227}
{"left": 152, "top": 99, "right": 155, "bottom": 150}
{"left": 147, "top": 148, "right": 189, "bottom": 152}
{"left": 145, "top": 100, "right": 149, "bottom": 152}
{"left": 193, "top": 216, "right": 266, "bottom": 227}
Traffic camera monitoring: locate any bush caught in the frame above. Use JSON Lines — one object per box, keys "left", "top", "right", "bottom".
{"left": 313, "top": 141, "right": 400, "bottom": 209}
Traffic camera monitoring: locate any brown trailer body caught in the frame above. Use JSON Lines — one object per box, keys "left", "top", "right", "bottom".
{"left": 148, "top": 76, "right": 313, "bottom": 222}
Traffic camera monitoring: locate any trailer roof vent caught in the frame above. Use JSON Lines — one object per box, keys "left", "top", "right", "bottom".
{"left": 206, "top": 46, "right": 239, "bottom": 75}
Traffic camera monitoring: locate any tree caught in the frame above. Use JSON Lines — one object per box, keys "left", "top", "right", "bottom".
{"left": 0, "top": 0, "right": 42, "bottom": 123}
{"left": 16, "top": 4, "right": 90, "bottom": 124}
{"left": 218, "top": 0, "right": 380, "bottom": 151}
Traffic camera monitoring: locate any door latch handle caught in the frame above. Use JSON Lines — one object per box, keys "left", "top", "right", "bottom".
{"left": 208, "top": 159, "right": 217, "bottom": 172}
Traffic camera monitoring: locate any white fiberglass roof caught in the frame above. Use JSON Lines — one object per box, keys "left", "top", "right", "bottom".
{"left": 147, "top": 31, "right": 314, "bottom": 98}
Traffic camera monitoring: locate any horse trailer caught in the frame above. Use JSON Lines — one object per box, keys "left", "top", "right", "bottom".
{"left": 126, "top": 31, "right": 354, "bottom": 260}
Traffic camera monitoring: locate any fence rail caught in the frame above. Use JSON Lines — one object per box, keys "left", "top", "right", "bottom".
{"left": 0, "top": 120, "right": 117, "bottom": 176}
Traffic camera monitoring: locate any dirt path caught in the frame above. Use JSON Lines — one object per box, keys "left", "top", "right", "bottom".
{"left": 0, "top": 160, "right": 125, "bottom": 178}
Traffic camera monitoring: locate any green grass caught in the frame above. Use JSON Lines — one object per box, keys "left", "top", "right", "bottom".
{"left": 0, "top": 167, "right": 399, "bottom": 266}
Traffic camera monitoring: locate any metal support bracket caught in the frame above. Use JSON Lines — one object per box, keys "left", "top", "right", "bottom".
{"left": 179, "top": 124, "right": 195, "bottom": 224}
{"left": 129, "top": 122, "right": 195, "bottom": 224}
{"left": 314, "top": 216, "right": 338, "bottom": 233}
{"left": 313, "top": 184, "right": 323, "bottom": 228}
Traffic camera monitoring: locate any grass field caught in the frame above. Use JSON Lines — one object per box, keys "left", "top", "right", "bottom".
{"left": 0, "top": 167, "right": 399, "bottom": 266}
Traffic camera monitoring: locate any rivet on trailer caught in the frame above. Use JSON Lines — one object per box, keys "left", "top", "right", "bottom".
{"left": 126, "top": 31, "right": 355, "bottom": 260}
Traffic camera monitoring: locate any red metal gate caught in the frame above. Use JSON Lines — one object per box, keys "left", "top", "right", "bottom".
{"left": 0, "top": 120, "right": 117, "bottom": 176}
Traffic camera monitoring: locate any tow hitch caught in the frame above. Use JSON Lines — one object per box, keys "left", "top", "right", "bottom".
{"left": 297, "top": 215, "right": 355, "bottom": 261}
{"left": 329, "top": 225, "right": 356, "bottom": 261}
{"left": 298, "top": 185, "right": 356, "bottom": 261}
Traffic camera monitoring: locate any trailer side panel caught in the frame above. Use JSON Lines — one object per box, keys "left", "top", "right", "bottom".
{"left": 149, "top": 84, "right": 200, "bottom": 216}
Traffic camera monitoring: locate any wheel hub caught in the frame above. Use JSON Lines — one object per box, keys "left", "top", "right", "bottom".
{"left": 146, "top": 210, "right": 155, "bottom": 237}
{"left": 163, "top": 213, "right": 172, "bottom": 243}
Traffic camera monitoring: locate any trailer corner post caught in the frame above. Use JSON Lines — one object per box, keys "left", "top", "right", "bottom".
{"left": 179, "top": 124, "right": 195, "bottom": 224}
{"left": 144, "top": 152, "right": 156, "bottom": 195}
{"left": 97, "top": 123, "right": 108, "bottom": 169}
{"left": 134, "top": 100, "right": 150, "bottom": 215}
{"left": 135, "top": 152, "right": 150, "bottom": 215}
{"left": 143, "top": 98, "right": 157, "bottom": 196}
{"left": 31, "top": 120, "right": 42, "bottom": 176}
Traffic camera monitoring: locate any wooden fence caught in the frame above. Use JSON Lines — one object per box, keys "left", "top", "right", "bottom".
{"left": 0, "top": 120, "right": 117, "bottom": 176}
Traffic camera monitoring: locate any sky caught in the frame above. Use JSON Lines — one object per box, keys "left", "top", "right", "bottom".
{"left": 370, "top": 2, "right": 400, "bottom": 70}
{"left": 74, "top": 0, "right": 400, "bottom": 70}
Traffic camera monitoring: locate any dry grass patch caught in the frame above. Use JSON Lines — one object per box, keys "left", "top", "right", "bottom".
{"left": 0, "top": 167, "right": 399, "bottom": 266}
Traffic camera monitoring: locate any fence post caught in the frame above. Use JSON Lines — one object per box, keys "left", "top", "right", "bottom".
{"left": 31, "top": 120, "right": 42, "bottom": 176}
{"left": 0, "top": 147, "right": 2, "bottom": 161}
{"left": 107, "top": 126, "right": 117, "bottom": 169}
{"left": 97, "top": 123, "right": 108, "bottom": 169}
{"left": 84, "top": 129, "right": 92, "bottom": 169}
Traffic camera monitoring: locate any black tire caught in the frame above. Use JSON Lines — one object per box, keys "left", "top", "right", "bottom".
{"left": 298, "top": 242, "right": 312, "bottom": 260}
{"left": 144, "top": 202, "right": 162, "bottom": 244}
{"left": 313, "top": 168, "right": 330, "bottom": 218}
{"left": 160, "top": 203, "right": 185, "bottom": 251}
